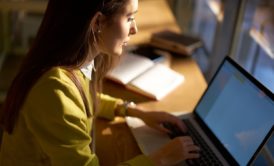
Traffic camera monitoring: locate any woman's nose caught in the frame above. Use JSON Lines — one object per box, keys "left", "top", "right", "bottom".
{"left": 130, "top": 20, "right": 138, "bottom": 35}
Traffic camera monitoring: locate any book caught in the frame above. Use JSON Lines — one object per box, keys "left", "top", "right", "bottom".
{"left": 150, "top": 30, "right": 202, "bottom": 56}
{"left": 107, "top": 53, "right": 184, "bottom": 100}
{"left": 129, "top": 43, "right": 172, "bottom": 66}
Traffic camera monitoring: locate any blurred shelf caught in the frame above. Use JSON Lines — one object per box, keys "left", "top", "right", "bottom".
{"left": 0, "top": 91, "right": 6, "bottom": 103}
{"left": 0, "top": 52, "right": 7, "bottom": 70}
{"left": 0, "top": 1, "right": 47, "bottom": 13}
{"left": 0, "top": 54, "right": 24, "bottom": 103}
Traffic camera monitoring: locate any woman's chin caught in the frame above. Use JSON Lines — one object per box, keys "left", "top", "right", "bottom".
{"left": 113, "top": 49, "right": 124, "bottom": 57}
{"left": 101, "top": 49, "right": 122, "bottom": 57}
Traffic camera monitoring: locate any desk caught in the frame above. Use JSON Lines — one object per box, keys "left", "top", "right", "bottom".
{"left": 96, "top": 58, "right": 206, "bottom": 166}
{"left": 95, "top": 0, "right": 207, "bottom": 165}
{"left": 96, "top": 57, "right": 206, "bottom": 166}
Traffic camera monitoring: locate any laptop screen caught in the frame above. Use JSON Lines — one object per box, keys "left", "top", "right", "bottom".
{"left": 196, "top": 58, "right": 274, "bottom": 165}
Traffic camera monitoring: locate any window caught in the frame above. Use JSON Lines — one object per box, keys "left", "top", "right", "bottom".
{"left": 170, "top": 0, "right": 240, "bottom": 82}
{"left": 231, "top": 0, "right": 274, "bottom": 92}
{"left": 171, "top": 0, "right": 273, "bottom": 92}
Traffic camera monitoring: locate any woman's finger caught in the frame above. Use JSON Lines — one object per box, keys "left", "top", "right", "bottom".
{"left": 165, "top": 114, "right": 187, "bottom": 132}
{"left": 187, "top": 144, "right": 200, "bottom": 152}
{"left": 186, "top": 152, "right": 200, "bottom": 159}
{"left": 153, "top": 124, "right": 171, "bottom": 133}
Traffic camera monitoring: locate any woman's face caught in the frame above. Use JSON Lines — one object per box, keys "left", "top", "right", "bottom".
{"left": 99, "top": 0, "right": 138, "bottom": 56}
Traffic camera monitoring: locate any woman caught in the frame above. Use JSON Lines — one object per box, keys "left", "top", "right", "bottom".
{"left": 0, "top": 0, "right": 200, "bottom": 165}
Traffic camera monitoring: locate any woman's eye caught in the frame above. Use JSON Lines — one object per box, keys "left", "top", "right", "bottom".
{"left": 128, "top": 17, "right": 135, "bottom": 22}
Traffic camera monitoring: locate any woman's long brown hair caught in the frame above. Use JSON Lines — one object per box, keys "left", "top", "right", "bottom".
{"left": 0, "top": 0, "right": 127, "bottom": 133}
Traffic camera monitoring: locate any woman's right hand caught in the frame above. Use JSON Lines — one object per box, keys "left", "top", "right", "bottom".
{"left": 148, "top": 136, "right": 200, "bottom": 166}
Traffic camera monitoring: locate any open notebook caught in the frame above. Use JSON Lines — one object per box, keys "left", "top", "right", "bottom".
{"left": 126, "top": 56, "right": 274, "bottom": 165}
{"left": 107, "top": 53, "right": 184, "bottom": 100}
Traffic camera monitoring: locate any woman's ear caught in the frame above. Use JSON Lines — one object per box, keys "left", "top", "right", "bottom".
{"left": 91, "top": 12, "right": 105, "bottom": 33}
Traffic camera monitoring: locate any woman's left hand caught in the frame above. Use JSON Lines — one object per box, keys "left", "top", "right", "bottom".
{"left": 140, "top": 111, "right": 187, "bottom": 134}
{"left": 126, "top": 103, "right": 187, "bottom": 134}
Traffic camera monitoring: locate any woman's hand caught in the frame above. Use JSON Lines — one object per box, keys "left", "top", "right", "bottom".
{"left": 148, "top": 136, "right": 200, "bottom": 166}
{"left": 139, "top": 110, "right": 187, "bottom": 134}
{"left": 126, "top": 105, "right": 200, "bottom": 165}
{"left": 125, "top": 103, "right": 187, "bottom": 134}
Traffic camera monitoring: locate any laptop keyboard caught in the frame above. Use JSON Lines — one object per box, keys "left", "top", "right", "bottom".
{"left": 163, "top": 119, "right": 222, "bottom": 166}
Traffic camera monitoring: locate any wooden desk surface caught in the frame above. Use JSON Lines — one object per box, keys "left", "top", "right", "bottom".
{"left": 95, "top": 1, "right": 207, "bottom": 166}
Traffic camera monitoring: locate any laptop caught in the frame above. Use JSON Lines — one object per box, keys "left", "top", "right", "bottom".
{"left": 126, "top": 56, "right": 274, "bottom": 166}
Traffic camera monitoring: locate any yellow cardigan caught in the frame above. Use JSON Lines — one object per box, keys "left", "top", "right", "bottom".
{"left": 0, "top": 67, "right": 154, "bottom": 166}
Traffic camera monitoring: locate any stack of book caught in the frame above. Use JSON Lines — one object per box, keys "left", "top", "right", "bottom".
{"left": 150, "top": 30, "right": 202, "bottom": 56}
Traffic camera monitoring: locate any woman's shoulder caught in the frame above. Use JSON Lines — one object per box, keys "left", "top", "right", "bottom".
{"left": 44, "top": 67, "right": 70, "bottom": 81}
{"left": 22, "top": 67, "right": 90, "bottom": 133}
{"left": 29, "top": 67, "right": 77, "bottom": 98}
{"left": 40, "top": 67, "right": 85, "bottom": 85}
{"left": 37, "top": 67, "right": 73, "bottom": 86}
{"left": 24, "top": 67, "right": 86, "bottom": 116}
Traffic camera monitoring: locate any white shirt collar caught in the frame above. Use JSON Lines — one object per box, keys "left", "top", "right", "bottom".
{"left": 80, "top": 60, "right": 95, "bottom": 80}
